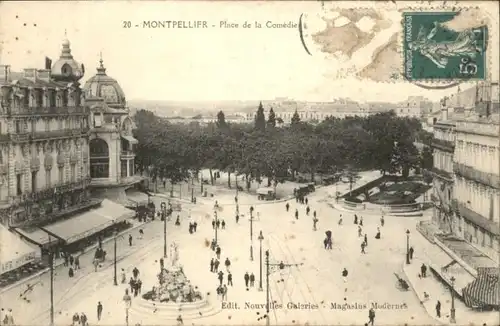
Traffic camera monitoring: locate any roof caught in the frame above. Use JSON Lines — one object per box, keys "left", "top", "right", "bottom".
{"left": 83, "top": 59, "right": 126, "bottom": 107}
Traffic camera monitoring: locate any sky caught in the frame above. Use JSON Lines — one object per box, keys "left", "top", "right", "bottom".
{"left": 0, "top": 1, "right": 498, "bottom": 103}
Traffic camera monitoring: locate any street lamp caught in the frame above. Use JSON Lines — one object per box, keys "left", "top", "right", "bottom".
{"left": 48, "top": 236, "right": 55, "bottom": 326}
{"left": 161, "top": 202, "right": 167, "bottom": 258}
{"left": 258, "top": 231, "right": 264, "bottom": 291}
{"left": 450, "top": 276, "right": 456, "bottom": 323}
{"left": 406, "top": 229, "right": 411, "bottom": 264}
{"left": 114, "top": 229, "right": 118, "bottom": 285}
{"left": 249, "top": 207, "right": 254, "bottom": 261}
{"left": 214, "top": 209, "right": 219, "bottom": 247}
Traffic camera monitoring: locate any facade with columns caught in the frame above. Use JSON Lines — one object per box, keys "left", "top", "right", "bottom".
{"left": 453, "top": 118, "right": 499, "bottom": 259}
{"left": 0, "top": 38, "right": 92, "bottom": 228}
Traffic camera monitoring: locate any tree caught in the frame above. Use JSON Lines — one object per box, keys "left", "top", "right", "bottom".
{"left": 216, "top": 110, "right": 228, "bottom": 129}
{"left": 267, "top": 107, "right": 276, "bottom": 128}
{"left": 420, "top": 146, "right": 434, "bottom": 170}
{"left": 291, "top": 109, "right": 301, "bottom": 125}
{"left": 255, "top": 102, "right": 266, "bottom": 131}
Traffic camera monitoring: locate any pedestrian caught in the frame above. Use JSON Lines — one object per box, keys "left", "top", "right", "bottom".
{"left": 216, "top": 285, "right": 223, "bottom": 300}
{"left": 72, "top": 313, "right": 79, "bottom": 326}
{"left": 74, "top": 256, "right": 80, "bottom": 270}
{"left": 64, "top": 253, "right": 69, "bottom": 267}
{"left": 129, "top": 277, "right": 135, "bottom": 292}
{"left": 327, "top": 238, "right": 332, "bottom": 250}
{"left": 354, "top": 214, "right": 358, "bottom": 224}
{"left": 368, "top": 307, "right": 375, "bottom": 325}
{"left": 69, "top": 255, "right": 74, "bottom": 267}
{"left": 249, "top": 273, "right": 255, "bottom": 287}
{"left": 222, "top": 284, "right": 228, "bottom": 300}
{"left": 409, "top": 247, "right": 414, "bottom": 260}
{"left": 193, "top": 222, "right": 198, "bottom": 232}
{"left": 338, "top": 216, "right": 343, "bottom": 225}
{"left": 435, "top": 300, "right": 441, "bottom": 318}
{"left": 210, "top": 258, "right": 215, "bottom": 272}
{"left": 380, "top": 216, "right": 385, "bottom": 227}
{"left": 93, "top": 258, "right": 99, "bottom": 272}
{"left": 139, "top": 228, "right": 144, "bottom": 239}
{"left": 212, "top": 220, "right": 216, "bottom": 229}
{"left": 133, "top": 267, "right": 140, "bottom": 279}
{"left": 305, "top": 197, "right": 308, "bottom": 205}
{"left": 421, "top": 264, "right": 427, "bottom": 278}
{"left": 286, "top": 203, "right": 290, "bottom": 212}
{"left": 375, "top": 227, "right": 381, "bottom": 239}
{"left": 221, "top": 220, "right": 226, "bottom": 229}
{"left": 224, "top": 258, "right": 231, "bottom": 271}
{"left": 235, "top": 214, "right": 239, "bottom": 223}
{"left": 244, "top": 272, "right": 250, "bottom": 287}
{"left": 342, "top": 268, "right": 348, "bottom": 278}
{"left": 97, "top": 301, "right": 103, "bottom": 321}
{"left": 137, "top": 279, "right": 142, "bottom": 294}
{"left": 306, "top": 206, "right": 310, "bottom": 215}
{"left": 361, "top": 241, "right": 366, "bottom": 254}
{"left": 5, "top": 309, "right": 13, "bottom": 326}
{"left": 216, "top": 246, "right": 221, "bottom": 259}
{"left": 295, "top": 209, "right": 299, "bottom": 220}
{"left": 216, "top": 219, "right": 221, "bottom": 229}
{"left": 133, "top": 282, "right": 139, "bottom": 297}
{"left": 68, "top": 267, "right": 74, "bottom": 278}
{"left": 358, "top": 226, "right": 362, "bottom": 237}
{"left": 323, "top": 238, "right": 328, "bottom": 249}
{"left": 176, "top": 314, "right": 183, "bottom": 326}
{"left": 313, "top": 210, "right": 317, "bottom": 218}
{"left": 227, "top": 272, "right": 233, "bottom": 286}
{"left": 80, "top": 312, "right": 87, "bottom": 326}
{"left": 189, "top": 222, "right": 193, "bottom": 234}
{"left": 175, "top": 215, "right": 180, "bottom": 226}
{"left": 359, "top": 217, "right": 363, "bottom": 226}
{"left": 214, "top": 259, "right": 220, "bottom": 272}
{"left": 121, "top": 268, "right": 126, "bottom": 283}
{"left": 364, "top": 234, "right": 368, "bottom": 246}
{"left": 129, "top": 234, "right": 133, "bottom": 246}
{"left": 218, "top": 271, "right": 224, "bottom": 286}
{"left": 313, "top": 218, "right": 318, "bottom": 231}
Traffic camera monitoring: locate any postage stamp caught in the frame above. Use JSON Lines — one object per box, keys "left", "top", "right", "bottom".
{"left": 403, "top": 12, "right": 488, "bottom": 81}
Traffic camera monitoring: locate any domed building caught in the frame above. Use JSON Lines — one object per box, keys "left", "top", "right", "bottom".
{"left": 51, "top": 37, "right": 84, "bottom": 82}
{"left": 83, "top": 55, "right": 147, "bottom": 204}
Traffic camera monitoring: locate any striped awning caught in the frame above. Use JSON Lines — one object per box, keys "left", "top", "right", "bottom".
{"left": 462, "top": 267, "right": 500, "bottom": 308}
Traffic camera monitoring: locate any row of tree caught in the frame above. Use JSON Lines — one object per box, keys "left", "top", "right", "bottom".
{"left": 133, "top": 104, "right": 434, "bottom": 190}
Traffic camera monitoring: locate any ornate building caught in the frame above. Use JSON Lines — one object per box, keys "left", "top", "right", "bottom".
{"left": 83, "top": 56, "right": 146, "bottom": 204}
{"left": 0, "top": 38, "right": 135, "bottom": 258}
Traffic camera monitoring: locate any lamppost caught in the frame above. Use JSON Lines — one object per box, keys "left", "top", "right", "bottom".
{"left": 48, "top": 237, "right": 55, "bottom": 326}
{"left": 450, "top": 276, "right": 456, "bottom": 323}
{"left": 161, "top": 202, "right": 167, "bottom": 258}
{"left": 406, "top": 229, "right": 411, "bottom": 264}
{"left": 113, "top": 229, "right": 118, "bottom": 285}
{"left": 249, "top": 206, "right": 254, "bottom": 261}
{"left": 214, "top": 209, "right": 218, "bottom": 246}
{"left": 258, "top": 231, "right": 264, "bottom": 291}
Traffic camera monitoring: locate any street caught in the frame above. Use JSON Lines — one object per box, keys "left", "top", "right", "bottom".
{"left": 6, "top": 179, "right": 438, "bottom": 326}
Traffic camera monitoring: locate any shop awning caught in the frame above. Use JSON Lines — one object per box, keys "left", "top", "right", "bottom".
{"left": 1, "top": 225, "right": 38, "bottom": 275}
{"left": 121, "top": 135, "right": 138, "bottom": 144}
{"left": 126, "top": 189, "right": 149, "bottom": 205}
{"left": 13, "top": 227, "right": 55, "bottom": 247}
{"left": 41, "top": 199, "right": 135, "bottom": 244}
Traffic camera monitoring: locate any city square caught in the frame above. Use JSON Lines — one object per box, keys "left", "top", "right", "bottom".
{"left": 0, "top": 2, "right": 499, "bottom": 326}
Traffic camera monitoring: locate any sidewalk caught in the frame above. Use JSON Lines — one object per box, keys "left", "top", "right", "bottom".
{"left": 403, "top": 258, "right": 498, "bottom": 325}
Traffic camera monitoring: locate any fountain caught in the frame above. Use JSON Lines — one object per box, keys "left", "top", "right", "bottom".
{"left": 132, "top": 242, "right": 218, "bottom": 321}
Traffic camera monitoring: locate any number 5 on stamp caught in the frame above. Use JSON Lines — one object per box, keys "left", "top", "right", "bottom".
{"left": 403, "top": 12, "right": 487, "bottom": 80}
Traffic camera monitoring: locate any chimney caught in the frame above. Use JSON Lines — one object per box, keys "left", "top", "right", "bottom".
{"left": 23, "top": 68, "right": 37, "bottom": 81}
{"left": 0, "top": 65, "right": 10, "bottom": 82}
{"left": 45, "top": 57, "right": 52, "bottom": 70}
{"left": 36, "top": 69, "right": 51, "bottom": 82}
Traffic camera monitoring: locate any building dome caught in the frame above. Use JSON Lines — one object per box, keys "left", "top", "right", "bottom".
{"left": 83, "top": 57, "right": 126, "bottom": 107}
{"left": 51, "top": 37, "right": 84, "bottom": 82}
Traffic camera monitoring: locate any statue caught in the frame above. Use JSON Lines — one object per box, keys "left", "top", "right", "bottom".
{"left": 169, "top": 242, "right": 179, "bottom": 268}
{"left": 408, "top": 22, "right": 484, "bottom": 69}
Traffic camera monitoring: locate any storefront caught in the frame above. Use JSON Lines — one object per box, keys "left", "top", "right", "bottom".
{"left": 0, "top": 225, "right": 38, "bottom": 282}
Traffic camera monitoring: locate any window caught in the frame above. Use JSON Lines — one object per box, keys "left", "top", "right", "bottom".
{"left": 121, "top": 160, "right": 127, "bottom": 177}
{"left": 58, "top": 119, "right": 63, "bottom": 130}
{"left": 129, "top": 160, "right": 134, "bottom": 176}
{"left": 58, "top": 166, "right": 64, "bottom": 183}
{"left": 15, "top": 120, "right": 22, "bottom": 133}
{"left": 45, "top": 168, "right": 51, "bottom": 188}
{"left": 31, "top": 171, "right": 37, "bottom": 192}
{"left": 45, "top": 120, "right": 50, "bottom": 132}
{"left": 71, "top": 164, "right": 76, "bottom": 182}
{"left": 16, "top": 174, "right": 22, "bottom": 195}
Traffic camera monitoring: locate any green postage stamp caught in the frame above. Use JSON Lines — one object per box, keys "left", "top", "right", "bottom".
{"left": 403, "top": 12, "right": 488, "bottom": 80}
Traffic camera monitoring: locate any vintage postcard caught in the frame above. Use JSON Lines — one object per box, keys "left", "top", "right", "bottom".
{"left": 0, "top": 1, "right": 498, "bottom": 326}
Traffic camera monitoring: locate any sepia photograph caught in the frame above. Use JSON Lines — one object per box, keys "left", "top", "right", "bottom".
{"left": 0, "top": 1, "right": 498, "bottom": 325}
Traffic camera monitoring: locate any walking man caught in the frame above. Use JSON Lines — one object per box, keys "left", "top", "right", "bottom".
{"left": 286, "top": 203, "right": 290, "bottom": 212}
{"left": 221, "top": 220, "right": 226, "bottom": 229}
{"left": 224, "top": 258, "right": 231, "bottom": 271}
{"left": 235, "top": 214, "right": 239, "bottom": 223}
{"left": 306, "top": 206, "right": 310, "bottom": 216}
{"left": 216, "top": 219, "right": 221, "bottom": 229}
{"left": 361, "top": 241, "right": 366, "bottom": 254}
{"left": 380, "top": 216, "right": 385, "bottom": 227}
{"left": 435, "top": 300, "right": 441, "bottom": 318}
{"left": 128, "top": 234, "right": 133, "bottom": 246}
{"left": 227, "top": 272, "right": 233, "bottom": 286}
{"left": 409, "top": 247, "right": 414, "bottom": 260}
{"left": 358, "top": 226, "right": 362, "bottom": 237}
{"left": 74, "top": 256, "right": 80, "bottom": 270}
{"left": 212, "top": 220, "right": 216, "bottom": 229}
{"left": 295, "top": 209, "right": 299, "bottom": 220}
{"left": 97, "top": 301, "right": 103, "bottom": 321}
{"left": 216, "top": 246, "right": 221, "bottom": 259}
{"left": 249, "top": 273, "right": 255, "bottom": 287}
{"left": 368, "top": 307, "right": 375, "bottom": 325}
{"left": 210, "top": 258, "right": 215, "bottom": 272}
{"left": 218, "top": 271, "right": 224, "bottom": 286}
{"left": 222, "top": 285, "right": 228, "bottom": 301}
{"left": 214, "top": 259, "right": 220, "bottom": 272}
{"left": 421, "top": 263, "right": 427, "bottom": 278}
{"left": 244, "top": 272, "right": 250, "bottom": 287}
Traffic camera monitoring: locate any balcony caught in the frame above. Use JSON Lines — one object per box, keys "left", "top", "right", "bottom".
{"left": 121, "top": 150, "right": 136, "bottom": 159}
{"left": 456, "top": 200, "right": 499, "bottom": 236}
{"left": 453, "top": 162, "right": 500, "bottom": 189}
{"left": 10, "top": 197, "right": 103, "bottom": 229}
{"left": 0, "top": 134, "right": 10, "bottom": 143}
{"left": 9, "top": 128, "right": 90, "bottom": 143}
{"left": 430, "top": 167, "right": 454, "bottom": 181}
{"left": 8, "top": 106, "right": 89, "bottom": 117}
{"left": 10, "top": 177, "right": 92, "bottom": 206}
{"left": 431, "top": 138, "right": 455, "bottom": 153}
{"left": 90, "top": 175, "right": 145, "bottom": 188}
